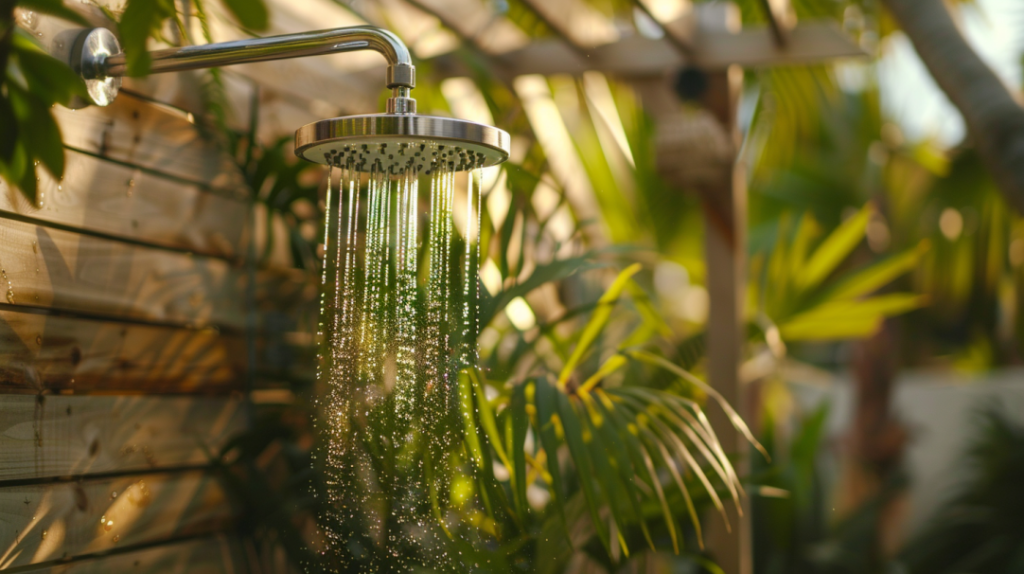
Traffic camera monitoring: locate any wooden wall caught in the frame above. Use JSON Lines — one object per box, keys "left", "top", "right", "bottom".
{"left": 0, "top": 75, "right": 317, "bottom": 572}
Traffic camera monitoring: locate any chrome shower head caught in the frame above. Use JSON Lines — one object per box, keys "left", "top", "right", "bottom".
{"left": 294, "top": 114, "right": 510, "bottom": 173}
{"left": 65, "top": 25, "right": 510, "bottom": 172}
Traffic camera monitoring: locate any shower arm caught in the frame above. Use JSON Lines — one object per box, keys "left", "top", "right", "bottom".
{"left": 71, "top": 26, "right": 417, "bottom": 113}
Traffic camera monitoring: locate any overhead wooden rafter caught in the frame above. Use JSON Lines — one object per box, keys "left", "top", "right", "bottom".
{"left": 759, "top": 0, "right": 797, "bottom": 46}
{"left": 431, "top": 21, "right": 862, "bottom": 80}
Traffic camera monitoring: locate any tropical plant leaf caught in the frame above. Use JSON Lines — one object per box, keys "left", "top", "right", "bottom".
{"left": 507, "top": 383, "right": 530, "bottom": 517}
{"left": 7, "top": 83, "right": 64, "bottom": 179}
{"left": 579, "top": 390, "right": 654, "bottom": 553}
{"left": 623, "top": 388, "right": 742, "bottom": 506}
{"left": 643, "top": 421, "right": 702, "bottom": 549}
{"left": 821, "top": 240, "right": 929, "bottom": 301}
{"left": 555, "top": 388, "right": 611, "bottom": 553}
{"left": 118, "top": 0, "right": 176, "bottom": 76}
{"left": 594, "top": 390, "right": 678, "bottom": 553}
{"left": 480, "top": 253, "right": 599, "bottom": 328}
{"left": 533, "top": 377, "right": 571, "bottom": 545}
{"left": 17, "top": 0, "right": 89, "bottom": 25}
{"left": 458, "top": 370, "right": 486, "bottom": 470}
{"left": 797, "top": 203, "right": 872, "bottom": 292}
{"left": 0, "top": 96, "right": 19, "bottom": 164}
{"left": 577, "top": 396, "right": 635, "bottom": 557}
{"left": 627, "top": 350, "right": 770, "bottom": 461}
{"left": 12, "top": 34, "right": 89, "bottom": 105}
{"left": 558, "top": 263, "right": 641, "bottom": 388}
{"left": 779, "top": 293, "right": 927, "bottom": 341}
{"left": 614, "top": 390, "right": 732, "bottom": 525}
{"left": 471, "top": 371, "right": 510, "bottom": 469}
{"left": 221, "top": 0, "right": 269, "bottom": 30}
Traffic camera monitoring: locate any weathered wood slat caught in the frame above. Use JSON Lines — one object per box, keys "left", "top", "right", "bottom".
{"left": 432, "top": 21, "right": 865, "bottom": 77}
{"left": 52, "top": 94, "right": 245, "bottom": 192}
{"left": 0, "top": 218, "right": 244, "bottom": 328}
{"left": 15, "top": 535, "right": 242, "bottom": 574}
{"left": 0, "top": 471, "right": 231, "bottom": 569}
{"left": 0, "top": 309, "right": 242, "bottom": 394}
{"left": 0, "top": 395, "right": 244, "bottom": 481}
{"left": 0, "top": 150, "right": 248, "bottom": 260}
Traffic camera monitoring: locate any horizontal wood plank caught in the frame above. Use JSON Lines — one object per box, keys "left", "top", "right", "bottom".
{"left": 0, "top": 309, "right": 242, "bottom": 394}
{"left": 0, "top": 304, "right": 320, "bottom": 394}
{"left": 52, "top": 94, "right": 245, "bottom": 192}
{"left": 434, "top": 21, "right": 865, "bottom": 77}
{"left": 0, "top": 218, "right": 243, "bottom": 328}
{"left": 0, "top": 150, "right": 248, "bottom": 260}
{"left": 0, "top": 471, "right": 231, "bottom": 569}
{"left": 15, "top": 535, "right": 241, "bottom": 574}
{"left": 0, "top": 395, "right": 244, "bottom": 482}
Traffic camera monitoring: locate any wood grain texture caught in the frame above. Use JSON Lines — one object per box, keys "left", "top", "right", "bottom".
{"left": 0, "top": 471, "right": 232, "bottom": 569}
{"left": 0, "top": 309, "right": 243, "bottom": 394}
{"left": 14, "top": 535, "right": 242, "bottom": 574}
{"left": 0, "top": 150, "right": 248, "bottom": 260}
{"left": 0, "top": 218, "right": 243, "bottom": 328}
{"left": 0, "top": 395, "right": 244, "bottom": 482}
{"left": 52, "top": 95, "right": 245, "bottom": 192}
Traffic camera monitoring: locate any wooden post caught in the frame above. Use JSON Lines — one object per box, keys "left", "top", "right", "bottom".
{"left": 701, "top": 64, "right": 750, "bottom": 574}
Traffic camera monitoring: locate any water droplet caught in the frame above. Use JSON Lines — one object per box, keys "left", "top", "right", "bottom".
{"left": 104, "top": 520, "right": 113, "bottom": 531}
{"left": 32, "top": 241, "right": 37, "bottom": 254}
{"left": 36, "top": 335, "right": 42, "bottom": 346}
{"left": 6, "top": 289, "right": 13, "bottom": 304}
{"left": 112, "top": 534, "right": 120, "bottom": 543}
{"left": 19, "top": 11, "right": 38, "bottom": 30}
{"left": 41, "top": 529, "right": 47, "bottom": 540}
{"left": 110, "top": 491, "right": 117, "bottom": 499}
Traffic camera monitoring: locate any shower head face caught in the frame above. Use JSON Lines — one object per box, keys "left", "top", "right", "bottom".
{"left": 295, "top": 114, "right": 510, "bottom": 173}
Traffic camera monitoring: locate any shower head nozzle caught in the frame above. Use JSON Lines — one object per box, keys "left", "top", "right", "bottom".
{"left": 294, "top": 114, "right": 510, "bottom": 173}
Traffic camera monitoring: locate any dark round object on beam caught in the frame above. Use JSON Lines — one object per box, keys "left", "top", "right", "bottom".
{"left": 674, "top": 67, "right": 709, "bottom": 102}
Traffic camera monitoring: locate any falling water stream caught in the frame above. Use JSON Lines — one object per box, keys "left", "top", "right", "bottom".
{"left": 312, "top": 146, "right": 484, "bottom": 572}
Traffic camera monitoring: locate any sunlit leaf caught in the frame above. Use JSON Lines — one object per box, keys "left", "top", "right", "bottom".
{"left": 471, "top": 371, "right": 510, "bottom": 469}
{"left": 789, "top": 211, "right": 821, "bottom": 281}
{"left": 577, "top": 354, "right": 627, "bottom": 393}
{"left": 798, "top": 203, "right": 872, "bottom": 292}
{"left": 620, "top": 388, "right": 742, "bottom": 506}
{"left": 480, "top": 253, "right": 599, "bottom": 328}
{"left": 821, "top": 240, "right": 929, "bottom": 301}
{"left": 596, "top": 391, "right": 678, "bottom": 553}
{"left": 627, "top": 350, "right": 770, "bottom": 461}
{"left": 577, "top": 397, "right": 635, "bottom": 557}
{"left": 556, "top": 389, "right": 611, "bottom": 553}
{"left": 614, "top": 390, "right": 733, "bottom": 524}
{"left": 558, "top": 263, "right": 641, "bottom": 388}
{"left": 508, "top": 383, "right": 529, "bottom": 516}
{"left": 458, "top": 370, "right": 486, "bottom": 469}
{"left": 118, "top": 0, "right": 176, "bottom": 76}
{"left": 580, "top": 391, "right": 654, "bottom": 552}
{"left": 644, "top": 423, "right": 703, "bottom": 549}
{"left": 533, "top": 377, "right": 571, "bottom": 544}
{"left": 12, "top": 34, "right": 89, "bottom": 105}
{"left": 779, "top": 293, "right": 927, "bottom": 341}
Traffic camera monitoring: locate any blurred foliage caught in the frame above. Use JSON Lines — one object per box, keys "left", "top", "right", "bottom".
{"left": 899, "top": 405, "right": 1024, "bottom": 574}
{"left": 5, "top": 0, "right": 1022, "bottom": 571}
{"left": 751, "top": 402, "right": 1024, "bottom": 574}
{"left": 0, "top": 1, "right": 88, "bottom": 205}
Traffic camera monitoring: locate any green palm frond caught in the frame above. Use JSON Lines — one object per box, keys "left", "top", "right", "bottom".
{"left": 758, "top": 203, "right": 928, "bottom": 342}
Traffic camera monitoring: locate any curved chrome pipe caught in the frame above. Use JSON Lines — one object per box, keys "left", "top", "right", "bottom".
{"left": 71, "top": 26, "right": 417, "bottom": 111}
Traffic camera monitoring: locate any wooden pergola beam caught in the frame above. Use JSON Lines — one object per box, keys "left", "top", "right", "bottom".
{"left": 759, "top": 0, "right": 796, "bottom": 47}
{"left": 431, "top": 21, "right": 862, "bottom": 79}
